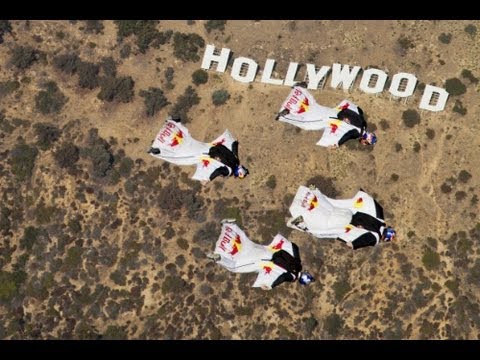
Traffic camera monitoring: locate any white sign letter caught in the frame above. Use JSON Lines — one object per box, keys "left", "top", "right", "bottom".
{"left": 305, "top": 64, "right": 331, "bottom": 90}
{"left": 330, "top": 63, "right": 361, "bottom": 91}
{"left": 389, "top": 72, "right": 417, "bottom": 97}
{"left": 201, "top": 44, "right": 231, "bottom": 73}
{"left": 359, "top": 68, "right": 388, "bottom": 94}
{"left": 261, "top": 59, "right": 284, "bottom": 85}
{"left": 419, "top": 85, "right": 449, "bottom": 112}
{"left": 231, "top": 57, "right": 258, "bottom": 83}
{"left": 284, "top": 62, "right": 300, "bottom": 87}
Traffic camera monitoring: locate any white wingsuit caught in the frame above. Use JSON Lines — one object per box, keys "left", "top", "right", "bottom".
{"left": 276, "top": 85, "right": 364, "bottom": 147}
{"left": 287, "top": 185, "right": 387, "bottom": 248}
{"left": 211, "top": 221, "right": 299, "bottom": 289}
{"left": 148, "top": 118, "right": 237, "bottom": 182}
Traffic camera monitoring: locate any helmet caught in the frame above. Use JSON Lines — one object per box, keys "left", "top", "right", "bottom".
{"left": 234, "top": 165, "right": 249, "bottom": 179}
{"left": 383, "top": 227, "right": 396, "bottom": 242}
{"left": 361, "top": 131, "right": 377, "bottom": 145}
{"left": 149, "top": 147, "right": 161, "bottom": 155}
{"left": 298, "top": 271, "right": 315, "bottom": 285}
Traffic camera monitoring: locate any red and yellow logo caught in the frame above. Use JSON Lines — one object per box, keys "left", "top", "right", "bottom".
{"left": 354, "top": 197, "right": 364, "bottom": 209}
{"left": 297, "top": 98, "right": 309, "bottom": 114}
{"left": 263, "top": 265, "right": 272, "bottom": 274}
{"left": 329, "top": 120, "right": 342, "bottom": 134}
{"left": 271, "top": 239, "right": 284, "bottom": 251}
{"left": 201, "top": 158, "right": 210, "bottom": 167}
{"left": 229, "top": 235, "right": 242, "bottom": 255}
{"left": 339, "top": 102, "right": 350, "bottom": 111}
{"left": 345, "top": 225, "right": 353, "bottom": 233}
{"left": 308, "top": 195, "right": 318, "bottom": 211}
{"left": 170, "top": 130, "right": 184, "bottom": 147}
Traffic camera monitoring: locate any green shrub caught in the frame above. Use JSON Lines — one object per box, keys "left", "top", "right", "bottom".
{"left": 103, "top": 325, "right": 127, "bottom": 340}
{"left": 402, "top": 109, "right": 421, "bottom": 128}
{"left": 0, "top": 20, "right": 12, "bottom": 44}
{"left": 266, "top": 175, "right": 277, "bottom": 189}
{"left": 65, "top": 246, "right": 83, "bottom": 269}
{"left": 77, "top": 62, "right": 100, "bottom": 89}
{"left": 34, "top": 123, "right": 61, "bottom": 150}
{"left": 332, "top": 279, "right": 351, "bottom": 302}
{"left": 0, "top": 80, "right": 20, "bottom": 98}
{"left": 204, "top": 20, "right": 227, "bottom": 33}
{"left": 35, "top": 199, "right": 56, "bottom": 225}
{"left": 464, "top": 24, "right": 477, "bottom": 37}
{"left": 176, "top": 238, "right": 189, "bottom": 250}
{"left": 0, "top": 207, "right": 11, "bottom": 236}
{"left": 118, "top": 156, "right": 134, "bottom": 177}
{"left": 20, "top": 226, "right": 40, "bottom": 251}
{"left": 192, "top": 69, "right": 208, "bottom": 86}
{"left": 53, "top": 53, "right": 81, "bottom": 75}
{"left": 120, "top": 44, "right": 131, "bottom": 59}
{"left": 458, "top": 170, "right": 472, "bottom": 183}
{"left": 88, "top": 144, "right": 114, "bottom": 178}
{"left": 426, "top": 128, "right": 435, "bottom": 140}
{"left": 438, "top": 33, "right": 452, "bottom": 44}
{"left": 114, "top": 20, "right": 170, "bottom": 53}
{"left": 0, "top": 271, "right": 18, "bottom": 302}
{"left": 97, "top": 76, "right": 135, "bottom": 103}
{"left": 306, "top": 175, "right": 339, "bottom": 197}
{"left": 68, "top": 219, "right": 82, "bottom": 234}
{"left": 53, "top": 142, "right": 80, "bottom": 169}
{"left": 139, "top": 87, "right": 169, "bottom": 117}
{"left": 100, "top": 57, "right": 117, "bottom": 78}
{"left": 455, "top": 191, "right": 467, "bottom": 201}
{"left": 9, "top": 143, "right": 38, "bottom": 181}
{"left": 84, "top": 20, "right": 104, "bottom": 34}
{"left": 165, "top": 67, "right": 174, "bottom": 82}
{"left": 453, "top": 99, "right": 467, "bottom": 115}
{"left": 212, "top": 89, "right": 230, "bottom": 106}
{"left": 445, "top": 78, "right": 466, "bottom": 96}
{"left": 461, "top": 69, "right": 478, "bottom": 84}
{"left": 324, "top": 313, "right": 343, "bottom": 338}
{"left": 391, "top": 173, "right": 399, "bottom": 182}
{"left": 413, "top": 141, "right": 421, "bottom": 153}
{"left": 10, "top": 46, "right": 39, "bottom": 69}
{"left": 170, "top": 86, "right": 200, "bottom": 123}
{"left": 172, "top": 32, "right": 205, "bottom": 62}
{"left": 422, "top": 248, "right": 440, "bottom": 270}
{"left": 162, "top": 275, "right": 187, "bottom": 295}
{"left": 35, "top": 81, "right": 68, "bottom": 115}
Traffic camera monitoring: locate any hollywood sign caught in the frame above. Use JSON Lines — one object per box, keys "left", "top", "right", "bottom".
{"left": 200, "top": 44, "right": 449, "bottom": 112}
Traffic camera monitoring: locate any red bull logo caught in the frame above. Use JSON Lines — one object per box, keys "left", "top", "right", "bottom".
{"left": 271, "top": 239, "right": 284, "bottom": 251}
{"left": 202, "top": 158, "right": 210, "bottom": 167}
{"left": 229, "top": 235, "right": 242, "bottom": 256}
{"left": 297, "top": 98, "right": 309, "bottom": 114}
{"left": 308, "top": 195, "right": 318, "bottom": 211}
{"left": 284, "top": 88, "right": 304, "bottom": 112}
{"left": 157, "top": 122, "right": 178, "bottom": 144}
{"left": 263, "top": 266, "right": 272, "bottom": 274}
{"left": 345, "top": 225, "right": 353, "bottom": 233}
{"left": 340, "top": 102, "right": 350, "bottom": 111}
{"left": 170, "top": 130, "right": 184, "bottom": 147}
{"left": 329, "top": 120, "right": 342, "bottom": 134}
{"left": 354, "top": 197, "right": 364, "bottom": 208}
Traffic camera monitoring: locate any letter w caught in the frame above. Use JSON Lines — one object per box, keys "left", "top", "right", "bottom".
{"left": 330, "top": 63, "right": 361, "bottom": 91}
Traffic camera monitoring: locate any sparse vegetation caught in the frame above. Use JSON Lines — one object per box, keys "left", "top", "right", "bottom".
{"left": 458, "top": 170, "right": 472, "bottom": 183}
{"left": 461, "top": 69, "right": 478, "bottom": 84}
{"left": 97, "top": 76, "right": 135, "bottom": 103}
{"left": 33, "top": 123, "right": 61, "bottom": 150}
{"left": 464, "top": 24, "right": 477, "bottom": 37}
{"left": 438, "top": 33, "right": 452, "bottom": 44}
{"left": 10, "top": 46, "right": 39, "bottom": 69}
{"left": 212, "top": 89, "right": 230, "bottom": 106}
{"left": 34, "top": 81, "right": 68, "bottom": 115}
{"left": 8, "top": 143, "right": 39, "bottom": 181}
{"left": 324, "top": 313, "right": 343, "bottom": 338}
{"left": 445, "top": 78, "right": 466, "bottom": 96}
{"left": 77, "top": 62, "right": 100, "bottom": 89}
{"left": 266, "top": 175, "right": 277, "bottom": 189}
{"left": 172, "top": 32, "right": 205, "bottom": 62}
{"left": 53, "top": 142, "right": 79, "bottom": 169}
{"left": 139, "top": 87, "right": 169, "bottom": 117}
{"left": 0, "top": 80, "right": 20, "bottom": 98}
{"left": 402, "top": 109, "right": 420, "bottom": 128}
{"left": 192, "top": 69, "right": 208, "bottom": 86}
{"left": 53, "top": 53, "right": 81, "bottom": 75}
{"left": 170, "top": 86, "right": 200, "bottom": 123}
{"left": 422, "top": 248, "right": 440, "bottom": 270}
{"left": 204, "top": 20, "right": 227, "bottom": 33}
{"left": 452, "top": 99, "right": 467, "bottom": 115}
{"left": 0, "top": 20, "right": 12, "bottom": 44}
